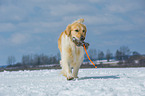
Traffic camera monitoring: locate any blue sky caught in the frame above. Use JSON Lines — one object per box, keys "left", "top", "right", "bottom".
{"left": 0, "top": 0, "right": 145, "bottom": 65}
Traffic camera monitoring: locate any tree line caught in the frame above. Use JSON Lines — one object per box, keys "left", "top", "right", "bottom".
{"left": 85, "top": 46, "right": 135, "bottom": 62}
{"left": 7, "top": 53, "right": 60, "bottom": 66}
{"left": 7, "top": 46, "right": 141, "bottom": 66}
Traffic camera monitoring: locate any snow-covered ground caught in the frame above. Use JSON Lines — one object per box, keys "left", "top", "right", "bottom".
{"left": 0, "top": 68, "right": 145, "bottom": 96}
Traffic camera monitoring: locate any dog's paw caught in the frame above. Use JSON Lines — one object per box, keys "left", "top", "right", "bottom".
{"left": 73, "top": 75, "right": 79, "bottom": 78}
{"left": 67, "top": 76, "right": 74, "bottom": 80}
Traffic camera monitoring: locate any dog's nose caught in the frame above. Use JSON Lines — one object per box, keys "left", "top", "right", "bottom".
{"left": 80, "top": 35, "right": 85, "bottom": 41}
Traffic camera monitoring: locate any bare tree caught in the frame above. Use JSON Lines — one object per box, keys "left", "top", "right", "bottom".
{"left": 98, "top": 51, "right": 104, "bottom": 61}
{"left": 20, "top": 53, "right": 60, "bottom": 66}
{"left": 106, "top": 49, "right": 113, "bottom": 62}
{"left": 7, "top": 56, "right": 16, "bottom": 65}
{"left": 115, "top": 46, "right": 131, "bottom": 61}
{"left": 22, "top": 55, "right": 31, "bottom": 65}
{"left": 115, "top": 50, "right": 122, "bottom": 61}
{"left": 39, "top": 54, "right": 48, "bottom": 64}
{"left": 56, "top": 52, "right": 61, "bottom": 63}
{"left": 7, "top": 56, "right": 12, "bottom": 65}
{"left": 120, "top": 46, "right": 130, "bottom": 61}
{"left": 33, "top": 54, "right": 41, "bottom": 65}
{"left": 88, "top": 49, "right": 97, "bottom": 60}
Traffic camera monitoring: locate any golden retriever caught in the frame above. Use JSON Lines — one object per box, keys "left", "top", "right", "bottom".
{"left": 58, "top": 19, "right": 88, "bottom": 80}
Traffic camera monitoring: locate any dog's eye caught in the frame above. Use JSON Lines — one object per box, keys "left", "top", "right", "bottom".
{"left": 83, "top": 30, "right": 85, "bottom": 32}
{"left": 75, "top": 30, "right": 79, "bottom": 32}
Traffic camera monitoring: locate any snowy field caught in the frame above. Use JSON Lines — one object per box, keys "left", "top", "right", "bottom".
{"left": 0, "top": 68, "right": 145, "bottom": 96}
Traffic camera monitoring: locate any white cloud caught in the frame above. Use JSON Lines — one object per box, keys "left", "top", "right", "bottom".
{"left": 129, "top": 11, "right": 145, "bottom": 26}
{"left": 92, "top": 23, "right": 139, "bottom": 35}
{"left": 0, "top": 23, "right": 16, "bottom": 32}
{"left": 0, "top": 0, "right": 144, "bottom": 34}
{"left": 0, "top": 36, "right": 6, "bottom": 47}
{"left": 82, "top": 14, "right": 125, "bottom": 25}
{"left": 49, "top": 3, "right": 94, "bottom": 16}
{"left": 16, "top": 21, "right": 65, "bottom": 33}
{"left": 0, "top": 4, "right": 27, "bottom": 22}
{"left": 106, "top": 0, "right": 145, "bottom": 13}
{"left": 0, "top": 33, "right": 30, "bottom": 47}
{"left": 88, "top": 0, "right": 107, "bottom": 3}
{"left": 11, "top": 33, "right": 30, "bottom": 45}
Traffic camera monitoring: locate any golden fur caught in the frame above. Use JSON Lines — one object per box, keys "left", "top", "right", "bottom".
{"left": 58, "top": 19, "right": 87, "bottom": 80}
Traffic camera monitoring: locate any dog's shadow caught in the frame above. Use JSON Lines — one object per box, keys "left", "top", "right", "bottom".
{"left": 78, "top": 75, "right": 120, "bottom": 80}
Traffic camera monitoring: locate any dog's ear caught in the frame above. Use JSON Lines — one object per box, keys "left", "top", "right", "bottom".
{"left": 65, "top": 24, "right": 71, "bottom": 36}
{"left": 73, "top": 18, "right": 84, "bottom": 24}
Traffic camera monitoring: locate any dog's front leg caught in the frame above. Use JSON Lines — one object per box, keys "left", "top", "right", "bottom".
{"left": 73, "top": 63, "right": 81, "bottom": 78}
{"left": 61, "top": 59, "right": 74, "bottom": 80}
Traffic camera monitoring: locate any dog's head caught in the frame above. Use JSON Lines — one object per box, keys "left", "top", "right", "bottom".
{"left": 65, "top": 19, "right": 87, "bottom": 42}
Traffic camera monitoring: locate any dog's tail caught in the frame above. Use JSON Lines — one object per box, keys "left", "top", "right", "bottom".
{"left": 72, "top": 18, "right": 84, "bottom": 24}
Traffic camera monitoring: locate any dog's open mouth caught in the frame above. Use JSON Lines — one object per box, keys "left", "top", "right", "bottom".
{"left": 72, "top": 37, "right": 90, "bottom": 49}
